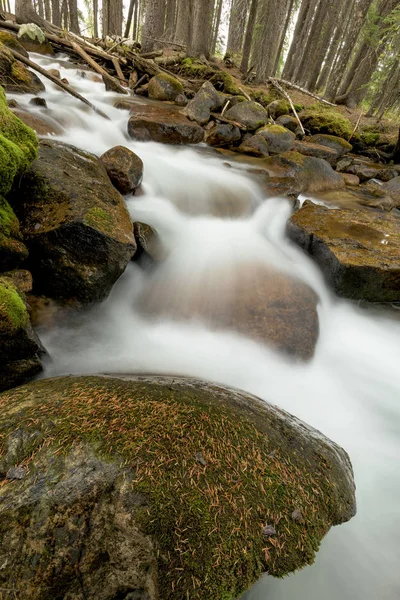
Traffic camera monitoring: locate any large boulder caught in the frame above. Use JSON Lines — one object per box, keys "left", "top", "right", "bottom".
{"left": 224, "top": 101, "right": 269, "bottom": 131}
{"left": 238, "top": 133, "right": 270, "bottom": 156}
{"left": 148, "top": 72, "right": 183, "bottom": 101}
{"left": 263, "top": 151, "right": 344, "bottom": 196}
{"left": 0, "top": 374, "right": 356, "bottom": 599}
{"left": 256, "top": 124, "right": 295, "bottom": 154}
{"left": 137, "top": 263, "right": 319, "bottom": 360}
{"left": 309, "top": 134, "right": 352, "bottom": 158}
{"left": 9, "top": 140, "right": 136, "bottom": 304}
{"left": 205, "top": 122, "right": 241, "bottom": 147}
{"left": 267, "top": 99, "right": 290, "bottom": 120}
{"left": 100, "top": 145, "right": 143, "bottom": 195}
{"left": 0, "top": 44, "right": 45, "bottom": 94}
{"left": 183, "top": 81, "right": 225, "bottom": 125}
{"left": 128, "top": 104, "right": 204, "bottom": 145}
{"left": 299, "top": 107, "right": 352, "bottom": 139}
{"left": 287, "top": 202, "right": 400, "bottom": 302}
{"left": 292, "top": 140, "right": 338, "bottom": 166}
{"left": 0, "top": 275, "right": 44, "bottom": 391}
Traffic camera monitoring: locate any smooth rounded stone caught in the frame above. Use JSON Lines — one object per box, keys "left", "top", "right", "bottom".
{"left": 0, "top": 276, "right": 45, "bottom": 391}
{"left": 0, "top": 44, "right": 45, "bottom": 94}
{"left": 263, "top": 151, "right": 344, "bottom": 196}
{"left": 309, "top": 134, "right": 352, "bottom": 158}
{"left": 127, "top": 104, "right": 204, "bottom": 145}
{"left": 0, "top": 374, "right": 356, "bottom": 599}
{"left": 382, "top": 176, "right": 400, "bottom": 208}
{"left": 100, "top": 145, "right": 143, "bottom": 195}
{"left": 29, "top": 97, "right": 47, "bottom": 108}
{"left": 148, "top": 72, "right": 183, "bottom": 101}
{"left": 137, "top": 262, "right": 320, "bottom": 360}
{"left": 47, "top": 67, "right": 61, "bottom": 79}
{"left": 267, "top": 99, "right": 289, "bottom": 120}
{"left": 205, "top": 123, "right": 241, "bottom": 147}
{"left": 341, "top": 173, "right": 360, "bottom": 186}
{"left": 238, "top": 133, "right": 270, "bottom": 157}
{"left": 175, "top": 93, "right": 188, "bottom": 106}
{"left": 256, "top": 124, "right": 295, "bottom": 154}
{"left": 276, "top": 114, "right": 298, "bottom": 132}
{"left": 9, "top": 139, "right": 136, "bottom": 304}
{"left": 292, "top": 140, "right": 338, "bottom": 166}
{"left": 287, "top": 201, "right": 400, "bottom": 302}
{"left": 182, "top": 81, "right": 225, "bottom": 125}
{"left": 224, "top": 101, "right": 269, "bottom": 131}
{"left": 11, "top": 108, "right": 64, "bottom": 136}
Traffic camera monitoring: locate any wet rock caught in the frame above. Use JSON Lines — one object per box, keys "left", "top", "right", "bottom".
{"left": 341, "top": 173, "right": 360, "bottom": 186}
{"left": 287, "top": 202, "right": 400, "bottom": 302}
{"left": 2, "top": 269, "right": 33, "bottom": 294}
{"left": 128, "top": 104, "right": 204, "bottom": 145}
{"left": 183, "top": 81, "right": 225, "bottom": 125}
{"left": 336, "top": 156, "right": 353, "bottom": 172}
{"left": 175, "top": 93, "right": 188, "bottom": 107}
{"left": 103, "top": 73, "right": 126, "bottom": 93}
{"left": 224, "top": 101, "right": 269, "bottom": 131}
{"left": 137, "top": 263, "right": 320, "bottom": 360}
{"left": 205, "top": 123, "right": 241, "bottom": 147}
{"left": 377, "top": 167, "right": 400, "bottom": 183}
{"left": 7, "top": 98, "right": 20, "bottom": 108}
{"left": 148, "top": 72, "right": 183, "bottom": 101}
{"left": 11, "top": 107, "right": 63, "bottom": 136}
{"left": 263, "top": 151, "right": 344, "bottom": 196}
{"left": 135, "top": 83, "right": 149, "bottom": 96}
{"left": 267, "top": 99, "right": 289, "bottom": 120}
{"left": 0, "top": 374, "right": 356, "bottom": 598}
{"left": 238, "top": 134, "right": 270, "bottom": 157}
{"left": 100, "top": 145, "right": 143, "bottom": 195}
{"left": 0, "top": 44, "right": 45, "bottom": 94}
{"left": 276, "top": 114, "right": 298, "bottom": 133}
{"left": 309, "top": 134, "right": 352, "bottom": 158}
{"left": 0, "top": 276, "right": 44, "bottom": 391}
{"left": 29, "top": 97, "right": 47, "bottom": 107}
{"left": 292, "top": 140, "right": 338, "bottom": 165}
{"left": 9, "top": 139, "right": 136, "bottom": 304}
{"left": 0, "top": 31, "right": 28, "bottom": 58}
{"left": 47, "top": 67, "right": 61, "bottom": 79}
{"left": 256, "top": 124, "right": 295, "bottom": 154}
{"left": 382, "top": 176, "right": 400, "bottom": 208}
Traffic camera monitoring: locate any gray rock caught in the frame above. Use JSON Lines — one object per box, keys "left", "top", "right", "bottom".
{"left": 224, "top": 101, "right": 269, "bottom": 131}
{"left": 256, "top": 124, "right": 295, "bottom": 154}
{"left": 205, "top": 123, "right": 241, "bottom": 147}
{"left": 183, "top": 81, "right": 225, "bottom": 125}
{"left": 128, "top": 104, "right": 204, "bottom": 145}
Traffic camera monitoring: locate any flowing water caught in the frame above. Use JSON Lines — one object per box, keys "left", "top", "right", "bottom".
{"left": 9, "top": 54, "right": 400, "bottom": 600}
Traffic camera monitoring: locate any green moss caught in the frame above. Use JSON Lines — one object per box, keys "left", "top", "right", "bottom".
{"left": 83, "top": 207, "right": 114, "bottom": 234}
{"left": 250, "top": 90, "right": 274, "bottom": 107}
{"left": 209, "top": 71, "right": 242, "bottom": 95}
{"left": 294, "top": 103, "right": 304, "bottom": 112}
{"left": 0, "top": 85, "right": 38, "bottom": 197}
{"left": 0, "top": 32, "right": 26, "bottom": 55}
{"left": 300, "top": 105, "right": 352, "bottom": 139}
{"left": 264, "top": 124, "right": 288, "bottom": 134}
{"left": 357, "top": 131, "right": 380, "bottom": 146}
{"left": 0, "top": 276, "right": 28, "bottom": 334}
{"left": 180, "top": 58, "right": 215, "bottom": 79}
{"left": 0, "top": 376, "right": 346, "bottom": 600}
{"left": 0, "top": 197, "right": 19, "bottom": 238}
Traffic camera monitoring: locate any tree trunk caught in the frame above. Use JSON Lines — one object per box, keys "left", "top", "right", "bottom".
{"left": 61, "top": 0, "right": 68, "bottom": 29}
{"left": 211, "top": 0, "right": 223, "bottom": 55}
{"left": 68, "top": 0, "right": 80, "bottom": 34}
{"left": 142, "top": 0, "right": 165, "bottom": 52}
{"left": 187, "top": 0, "right": 214, "bottom": 58}
{"left": 272, "top": 0, "right": 295, "bottom": 76}
{"left": 51, "top": 0, "right": 61, "bottom": 27}
{"left": 124, "top": 0, "right": 137, "bottom": 37}
{"left": 164, "top": 0, "right": 176, "bottom": 37}
{"left": 174, "top": 0, "right": 191, "bottom": 45}
{"left": 37, "top": 0, "right": 44, "bottom": 18}
{"left": 226, "top": 0, "right": 248, "bottom": 55}
{"left": 103, "top": 0, "right": 123, "bottom": 37}
{"left": 282, "top": 0, "right": 315, "bottom": 80}
{"left": 240, "top": 0, "right": 258, "bottom": 73}
{"left": 253, "top": 0, "right": 292, "bottom": 83}
{"left": 295, "top": 0, "right": 325, "bottom": 86}
{"left": 133, "top": 0, "right": 140, "bottom": 39}
{"left": 44, "top": 0, "right": 51, "bottom": 20}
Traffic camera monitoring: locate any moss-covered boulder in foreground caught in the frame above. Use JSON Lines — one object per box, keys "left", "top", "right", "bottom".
{"left": 287, "top": 201, "right": 400, "bottom": 302}
{"left": 9, "top": 139, "right": 136, "bottom": 303}
{"left": 0, "top": 374, "right": 356, "bottom": 600}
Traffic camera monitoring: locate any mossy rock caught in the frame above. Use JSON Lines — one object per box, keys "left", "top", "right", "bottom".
{"left": 0, "top": 43, "right": 45, "bottom": 94}
{"left": 0, "top": 374, "right": 356, "bottom": 600}
{"left": 224, "top": 101, "right": 269, "bottom": 131}
{"left": 256, "top": 124, "right": 295, "bottom": 154}
{"left": 249, "top": 89, "right": 274, "bottom": 107}
{"left": 183, "top": 81, "right": 225, "bottom": 125}
{"left": 266, "top": 99, "right": 290, "bottom": 120}
{"left": 8, "top": 139, "right": 136, "bottom": 303}
{"left": 209, "top": 71, "right": 242, "bottom": 95}
{"left": 0, "top": 197, "right": 28, "bottom": 271}
{"left": 0, "top": 276, "right": 28, "bottom": 335}
{"left": 180, "top": 57, "right": 215, "bottom": 79}
{"left": 299, "top": 105, "right": 352, "bottom": 139}
{"left": 0, "top": 31, "right": 28, "bottom": 58}
{"left": 148, "top": 73, "right": 183, "bottom": 102}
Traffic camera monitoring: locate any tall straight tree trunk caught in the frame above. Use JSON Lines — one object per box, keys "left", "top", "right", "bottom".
{"left": 164, "top": 0, "right": 176, "bottom": 37}
{"left": 272, "top": 0, "right": 295, "bottom": 76}
{"left": 290, "top": 0, "right": 320, "bottom": 81}
{"left": 93, "top": 0, "right": 98, "bottom": 37}
{"left": 226, "top": 0, "right": 248, "bottom": 55}
{"left": 283, "top": 0, "right": 314, "bottom": 80}
{"left": 68, "top": 0, "right": 80, "bottom": 33}
{"left": 37, "top": 0, "right": 44, "bottom": 18}
{"left": 44, "top": 0, "right": 51, "bottom": 20}
{"left": 51, "top": 0, "right": 61, "bottom": 26}
{"left": 103, "top": 0, "right": 123, "bottom": 37}
{"left": 253, "top": 0, "right": 292, "bottom": 82}
{"left": 61, "top": 0, "right": 68, "bottom": 29}
{"left": 240, "top": 0, "right": 258, "bottom": 73}
{"left": 141, "top": 0, "right": 165, "bottom": 51}
{"left": 211, "top": 0, "right": 223, "bottom": 54}
{"left": 124, "top": 0, "right": 137, "bottom": 37}
{"left": 174, "top": 0, "right": 191, "bottom": 44}
{"left": 295, "top": 0, "right": 325, "bottom": 86}
{"left": 133, "top": 0, "right": 140, "bottom": 39}
{"left": 187, "top": 0, "right": 214, "bottom": 58}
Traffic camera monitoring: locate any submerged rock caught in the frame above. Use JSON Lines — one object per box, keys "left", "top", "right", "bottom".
{"left": 183, "top": 81, "right": 225, "bottom": 125}
{"left": 11, "top": 107, "right": 64, "bottom": 136}
{"left": 148, "top": 72, "right": 183, "bottom": 101}
{"left": 287, "top": 202, "right": 400, "bottom": 302}
{"left": 0, "top": 374, "right": 356, "bottom": 599}
{"left": 128, "top": 104, "right": 204, "bottom": 145}
{"left": 9, "top": 139, "right": 136, "bottom": 304}
{"left": 224, "top": 101, "right": 269, "bottom": 131}
{"left": 100, "top": 145, "right": 143, "bottom": 195}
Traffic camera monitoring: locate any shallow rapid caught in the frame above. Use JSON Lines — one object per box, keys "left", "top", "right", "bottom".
{"left": 11, "top": 54, "right": 400, "bottom": 600}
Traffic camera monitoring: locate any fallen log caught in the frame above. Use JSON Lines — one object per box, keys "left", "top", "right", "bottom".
{"left": 268, "top": 77, "right": 337, "bottom": 107}
{"left": 7, "top": 47, "right": 110, "bottom": 119}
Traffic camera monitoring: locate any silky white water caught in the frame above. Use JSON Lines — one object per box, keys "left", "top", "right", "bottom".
{"left": 11, "top": 54, "right": 400, "bottom": 600}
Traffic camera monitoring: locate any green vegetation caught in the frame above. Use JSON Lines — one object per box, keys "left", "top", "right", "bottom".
{"left": 250, "top": 89, "right": 274, "bottom": 107}
{"left": 0, "top": 276, "right": 28, "bottom": 334}
{"left": 180, "top": 58, "right": 215, "bottom": 79}
{"left": 83, "top": 206, "right": 114, "bottom": 234}
{"left": 0, "top": 198, "right": 19, "bottom": 238}
{"left": 300, "top": 105, "right": 353, "bottom": 139}
{"left": 0, "top": 376, "right": 346, "bottom": 600}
